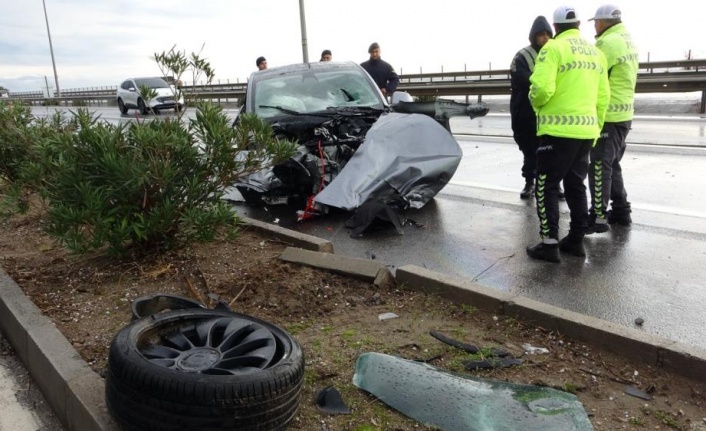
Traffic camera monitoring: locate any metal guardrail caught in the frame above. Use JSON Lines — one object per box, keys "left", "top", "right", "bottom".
{"left": 7, "top": 59, "right": 706, "bottom": 113}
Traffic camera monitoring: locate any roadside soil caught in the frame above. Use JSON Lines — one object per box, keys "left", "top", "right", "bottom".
{"left": 1, "top": 206, "right": 705, "bottom": 431}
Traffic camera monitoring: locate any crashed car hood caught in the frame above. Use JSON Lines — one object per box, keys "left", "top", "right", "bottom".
{"left": 315, "top": 112, "right": 462, "bottom": 210}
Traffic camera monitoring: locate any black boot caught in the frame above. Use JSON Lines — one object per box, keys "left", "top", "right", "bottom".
{"left": 559, "top": 235, "right": 586, "bottom": 257}
{"left": 520, "top": 179, "right": 535, "bottom": 199}
{"left": 586, "top": 217, "right": 610, "bottom": 234}
{"left": 607, "top": 208, "right": 632, "bottom": 225}
{"left": 526, "top": 242, "right": 560, "bottom": 263}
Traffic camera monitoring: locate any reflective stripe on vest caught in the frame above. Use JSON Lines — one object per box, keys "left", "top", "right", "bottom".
{"left": 607, "top": 103, "right": 634, "bottom": 113}
{"left": 520, "top": 47, "right": 538, "bottom": 72}
{"left": 557, "top": 61, "right": 604, "bottom": 73}
{"left": 537, "top": 115, "right": 597, "bottom": 126}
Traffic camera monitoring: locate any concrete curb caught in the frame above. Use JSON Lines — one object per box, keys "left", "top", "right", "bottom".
{"left": 395, "top": 265, "right": 706, "bottom": 382}
{"left": 274, "top": 247, "right": 706, "bottom": 382}
{"left": 2, "top": 217, "right": 706, "bottom": 431}
{"left": 239, "top": 215, "right": 334, "bottom": 253}
{"left": 0, "top": 268, "right": 117, "bottom": 431}
{"left": 280, "top": 247, "right": 393, "bottom": 287}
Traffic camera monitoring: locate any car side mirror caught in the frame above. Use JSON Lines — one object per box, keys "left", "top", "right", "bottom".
{"left": 390, "top": 91, "right": 413, "bottom": 104}
{"left": 128, "top": 87, "right": 136, "bottom": 92}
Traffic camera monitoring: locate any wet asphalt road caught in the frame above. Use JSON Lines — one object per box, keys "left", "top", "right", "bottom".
{"left": 29, "top": 106, "right": 706, "bottom": 350}
{"left": 0, "top": 332, "right": 64, "bottom": 430}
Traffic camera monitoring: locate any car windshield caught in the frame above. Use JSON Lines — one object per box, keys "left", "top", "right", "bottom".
{"left": 253, "top": 69, "right": 384, "bottom": 118}
{"left": 133, "top": 78, "right": 170, "bottom": 89}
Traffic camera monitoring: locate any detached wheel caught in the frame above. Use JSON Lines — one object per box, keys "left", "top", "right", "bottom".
{"left": 137, "top": 98, "right": 148, "bottom": 115}
{"left": 105, "top": 309, "right": 304, "bottom": 431}
{"left": 118, "top": 98, "right": 128, "bottom": 114}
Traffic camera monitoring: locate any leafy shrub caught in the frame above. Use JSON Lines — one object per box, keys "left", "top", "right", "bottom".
{"left": 0, "top": 102, "right": 76, "bottom": 214}
{"left": 31, "top": 105, "right": 296, "bottom": 255}
{"left": 5, "top": 46, "right": 296, "bottom": 256}
{"left": 0, "top": 101, "right": 35, "bottom": 184}
{"left": 151, "top": 44, "right": 215, "bottom": 119}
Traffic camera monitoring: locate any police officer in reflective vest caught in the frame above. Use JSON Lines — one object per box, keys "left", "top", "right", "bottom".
{"left": 527, "top": 5, "right": 610, "bottom": 263}
{"left": 586, "top": 4, "right": 639, "bottom": 233}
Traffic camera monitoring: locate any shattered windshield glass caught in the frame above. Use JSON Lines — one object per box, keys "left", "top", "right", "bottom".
{"left": 353, "top": 352, "right": 594, "bottom": 431}
{"left": 253, "top": 69, "right": 385, "bottom": 118}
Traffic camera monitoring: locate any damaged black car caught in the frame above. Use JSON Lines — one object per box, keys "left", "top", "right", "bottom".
{"left": 230, "top": 61, "right": 488, "bottom": 228}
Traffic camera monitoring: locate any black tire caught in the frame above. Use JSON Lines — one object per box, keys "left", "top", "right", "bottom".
{"left": 175, "top": 104, "right": 183, "bottom": 112}
{"left": 105, "top": 309, "right": 304, "bottom": 431}
{"left": 118, "top": 98, "right": 128, "bottom": 114}
{"left": 138, "top": 98, "right": 148, "bottom": 115}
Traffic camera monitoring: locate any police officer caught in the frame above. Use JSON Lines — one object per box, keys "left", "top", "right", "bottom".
{"left": 526, "top": 5, "right": 610, "bottom": 263}
{"left": 586, "top": 4, "right": 638, "bottom": 233}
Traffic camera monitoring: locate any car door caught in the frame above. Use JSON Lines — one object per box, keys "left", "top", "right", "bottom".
{"left": 122, "top": 80, "right": 138, "bottom": 108}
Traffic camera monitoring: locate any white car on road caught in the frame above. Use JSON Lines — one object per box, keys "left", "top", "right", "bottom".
{"left": 116, "top": 77, "right": 184, "bottom": 115}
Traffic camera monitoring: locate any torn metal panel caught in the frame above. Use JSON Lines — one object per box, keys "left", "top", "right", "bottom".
{"left": 353, "top": 352, "right": 594, "bottom": 431}
{"left": 392, "top": 99, "right": 490, "bottom": 131}
{"left": 315, "top": 113, "right": 462, "bottom": 210}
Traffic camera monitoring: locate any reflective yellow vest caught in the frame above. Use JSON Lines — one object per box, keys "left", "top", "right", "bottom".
{"left": 530, "top": 29, "right": 610, "bottom": 139}
{"left": 596, "top": 23, "right": 639, "bottom": 122}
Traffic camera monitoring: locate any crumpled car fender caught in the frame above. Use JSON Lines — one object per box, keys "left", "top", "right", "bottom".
{"left": 315, "top": 112, "right": 462, "bottom": 211}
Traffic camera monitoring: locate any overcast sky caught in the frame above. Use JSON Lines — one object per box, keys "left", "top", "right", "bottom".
{"left": 1, "top": 0, "right": 704, "bottom": 93}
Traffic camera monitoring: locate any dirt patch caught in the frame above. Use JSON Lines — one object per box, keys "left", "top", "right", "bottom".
{"left": 1, "top": 208, "right": 705, "bottom": 431}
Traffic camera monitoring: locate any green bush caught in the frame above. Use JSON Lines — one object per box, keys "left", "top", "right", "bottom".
{"left": 31, "top": 104, "right": 296, "bottom": 255}
{"left": 4, "top": 46, "right": 296, "bottom": 256}
{"left": 0, "top": 101, "right": 34, "bottom": 184}
{"left": 0, "top": 102, "right": 76, "bottom": 214}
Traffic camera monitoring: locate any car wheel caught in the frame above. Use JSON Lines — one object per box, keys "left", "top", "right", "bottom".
{"left": 137, "top": 98, "right": 148, "bottom": 115}
{"left": 175, "top": 104, "right": 183, "bottom": 112}
{"left": 118, "top": 98, "right": 128, "bottom": 114}
{"left": 105, "top": 309, "right": 304, "bottom": 431}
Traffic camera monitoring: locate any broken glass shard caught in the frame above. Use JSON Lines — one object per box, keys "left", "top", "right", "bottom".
{"left": 353, "top": 352, "right": 594, "bottom": 431}
{"left": 624, "top": 385, "right": 652, "bottom": 400}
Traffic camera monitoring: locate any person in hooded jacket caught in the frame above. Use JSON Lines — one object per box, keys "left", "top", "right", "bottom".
{"left": 510, "top": 16, "right": 565, "bottom": 200}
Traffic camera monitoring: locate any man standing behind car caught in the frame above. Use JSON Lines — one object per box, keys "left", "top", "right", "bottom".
{"left": 586, "top": 4, "right": 639, "bottom": 233}
{"left": 510, "top": 15, "right": 553, "bottom": 199}
{"left": 360, "top": 42, "right": 399, "bottom": 97}
{"left": 526, "top": 5, "right": 610, "bottom": 263}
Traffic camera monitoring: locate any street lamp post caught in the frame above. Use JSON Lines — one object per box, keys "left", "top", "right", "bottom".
{"left": 42, "top": 0, "right": 60, "bottom": 97}
{"left": 299, "top": 0, "right": 309, "bottom": 63}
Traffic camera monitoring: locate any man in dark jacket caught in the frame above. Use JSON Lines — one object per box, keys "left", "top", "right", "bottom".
{"left": 360, "top": 42, "right": 400, "bottom": 96}
{"left": 510, "top": 16, "right": 555, "bottom": 199}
